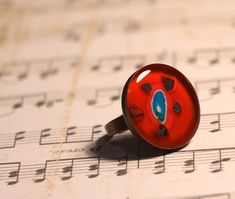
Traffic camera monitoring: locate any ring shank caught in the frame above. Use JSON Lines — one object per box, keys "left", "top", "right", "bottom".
{"left": 105, "top": 115, "right": 128, "bottom": 137}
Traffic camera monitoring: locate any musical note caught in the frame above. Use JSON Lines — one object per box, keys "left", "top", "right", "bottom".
{"left": 0, "top": 56, "right": 78, "bottom": 83}
{"left": 196, "top": 80, "right": 220, "bottom": 101}
{"left": 14, "top": 131, "right": 26, "bottom": 144}
{"left": 87, "top": 87, "right": 121, "bottom": 107}
{"left": 200, "top": 112, "right": 235, "bottom": 133}
{"left": 91, "top": 55, "right": 146, "bottom": 74}
{"left": 184, "top": 151, "right": 195, "bottom": 174}
{"left": 12, "top": 96, "right": 24, "bottom": 109}
{"left": 0, "top": 162, "right": 20, "bottom": 185}
{"left": 39, "top": 128, "right": 52, "bottom": 145}
{"left": 64, "top": 24, "right": 82, "bottom": 42}
{"left": 35, "top": 167, "right": 46, "bottom": 179}
{"left": 0, "top": 62, "right": 31, "bottom": 82}
{"left": 124, "top": 20, "right": 140, "bottom": 33}
{"left": 0, "top": 92, "right": 64, "bottom": 116}
{"left": 116, "top": 156, "right": 128, "bottom": 176}
{"left": 39, "top": 64, "right": 58, "bottom": 79}
{"left": 210, "top": 149, "right": 231, "bottom": 173}
{"left": 65, "top": 125, "right": 103, "bottom": 143}
{"left": 200, "top": 113, "right": 221, "bottom": 133}
{"left": 75, "top": 157, "right": 100, "bottom": 178}
{"left": 49, "top": 159, "right": 75, "bottom": 181}
{"left": 39, "top": 125, "right": 104, "bottom": 145}
{"left": 34, "top": 161, "right": 47, "bottom": 183}
{"left": 34, "top": 159, "right": 76, "bottom": 182}
{"left": 195, "top": 78, "right": 235, "bottom": 101}
{"left": 153, "top": 157, "right": 165, "bottom": 174}
{"left": 61, "top": 162, "right": 74, "bottom": 181}
{"left": 155, "top": 51, "right": 172, "bottom": 64}
{"left": 186, "top": 49, "right": 221, "bottom": 67}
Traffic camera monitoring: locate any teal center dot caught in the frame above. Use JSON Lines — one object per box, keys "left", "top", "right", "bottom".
{"left": 151, "top": 90, "right": 166, "bottom": 123}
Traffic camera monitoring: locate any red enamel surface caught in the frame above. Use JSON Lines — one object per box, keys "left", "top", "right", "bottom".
{"left": 122, "top": 63, "right": 200, "bottom": 149}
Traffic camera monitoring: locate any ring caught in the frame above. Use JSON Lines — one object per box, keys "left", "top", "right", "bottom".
{"left": 105, "top": 63, "right": 200, "bottom": 150}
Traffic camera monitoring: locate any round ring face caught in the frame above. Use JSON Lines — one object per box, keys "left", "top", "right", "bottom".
{"left": 122, "top": 63, "right": 200, "bottom": 149}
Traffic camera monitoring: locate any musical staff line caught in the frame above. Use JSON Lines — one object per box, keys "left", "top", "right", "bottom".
{"left": 90, "top": 54, "right": 145, "bottom": 75}
{"left": 2, "top": 14, "right": 226, "bottom": 45}
{"left": 1, "top": 46, "right": 235, "bottom": 83}
{"left": 0, "top": 125, "right": 104, "bottom": 149}
{"left": 90, "top": 47, "right": 235, "bottom": 73}
{"left": 0, "top": 55, "right": 78, "bottom": 82}
{"left": 0, "top": 87, "right": 122, "bottom": 117}
{"left": 186, "top": 47, "right": 235, "bottom": 66}
{"left": 1, "top": 146, "right": 235, "bottom": 185}
{"left": 195, "top": 77, "right": 235, "bottom": 101}
{"left": 94, "top": 47, "right": 235, "bottom": 68}
{"left": 174, "top": 192, "right": 231, "bottom": 199}
{"left": 0, "top": 76, "right": 234, "bottom": 117}
{"left": 0, "top": 112, "right": 235, "bottom": 149}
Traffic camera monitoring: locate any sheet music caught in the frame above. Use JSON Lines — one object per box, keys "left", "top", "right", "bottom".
{"left": 1, "top": 0, "right": 235, "bottom": 198}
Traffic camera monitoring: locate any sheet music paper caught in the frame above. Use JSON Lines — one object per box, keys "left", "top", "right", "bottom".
{"left": 1, "top": 0, "right": 235, "bottom": 198}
